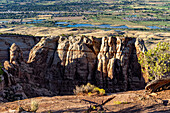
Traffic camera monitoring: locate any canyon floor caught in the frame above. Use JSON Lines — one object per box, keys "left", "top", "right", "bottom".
{"left": 0, "top": 90, "right": 169, "bottom": 113}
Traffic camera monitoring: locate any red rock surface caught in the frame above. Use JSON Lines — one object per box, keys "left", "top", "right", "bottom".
{"left": 0, "top": 90, "right": 169, "bottom": 113}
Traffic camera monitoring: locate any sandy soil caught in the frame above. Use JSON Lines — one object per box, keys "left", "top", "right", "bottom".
{"left": 0, "top": 90, "right": 169, "bottom": 113}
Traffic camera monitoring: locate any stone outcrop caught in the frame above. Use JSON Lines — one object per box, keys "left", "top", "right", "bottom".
{"left": 0, "top": 34, "right": 41, "bottom": 64}
{"left": 1, "top": 35, "right": 147, "bottom": 100}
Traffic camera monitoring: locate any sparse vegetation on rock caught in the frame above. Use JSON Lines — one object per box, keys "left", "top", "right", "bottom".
{"left": 73, "top": 83, "right": 105, "bottom": 96}
{"left": 16, "top": 100, "right": 39, "bottom": 112}
{"left": 30, "top": 100, "right": 39, "bottom": 112}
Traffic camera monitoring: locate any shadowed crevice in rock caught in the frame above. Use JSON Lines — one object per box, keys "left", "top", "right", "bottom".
{"left": 47, "top": 36, "right": 60, "bottom": 68}
{"left": 1, "top": 35, "right": 147, "bottom": 99}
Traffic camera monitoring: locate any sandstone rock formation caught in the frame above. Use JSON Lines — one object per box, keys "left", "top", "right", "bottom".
{"left": 96, "top": 36, "right": 147, "bottom": 92}
{"left": 1, "top": 35, "right": 147, "bottom": 100}
{"left": 0, "top": 34, "right": 41, "bottom": 64}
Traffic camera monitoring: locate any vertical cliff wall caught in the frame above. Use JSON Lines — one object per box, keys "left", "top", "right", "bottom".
{"left": 2, "top": 35, "right": 147, "bottom": 97}
{"left": 0, "top": 34, "right": 41, "bottom": 64}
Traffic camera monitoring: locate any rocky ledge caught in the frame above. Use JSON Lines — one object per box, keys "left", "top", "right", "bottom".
{"left": 0, "top": 35, "right": 147, "bottom": 101}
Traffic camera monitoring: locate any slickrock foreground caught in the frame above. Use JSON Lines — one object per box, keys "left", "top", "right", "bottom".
{"left": 0, "top": 90, "right": 169, "bottom": 113}
{"left": 0, "top": 35, "right": 147, "bottom": 102}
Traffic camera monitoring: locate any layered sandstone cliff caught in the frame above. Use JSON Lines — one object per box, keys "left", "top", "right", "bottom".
{"left": 1, "top": 35, "right": 147, "bottom": 100}
{"left": 0, "top": 34, "right": 41, "bottom": 64}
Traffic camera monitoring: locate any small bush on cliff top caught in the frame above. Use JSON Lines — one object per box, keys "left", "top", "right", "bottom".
{"left": 74, "top": 83, "right": 105, "bottom": 96}
{"left": 138, "top": 42, "right": 170, "bottom": 80}
{"left": 31, "top": 100, "right": 39, "bottom": 112}
{"left": 16, "top": 100, "right": 39, "bottom": 112}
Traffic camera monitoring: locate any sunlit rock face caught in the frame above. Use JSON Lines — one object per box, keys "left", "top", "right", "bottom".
{"left": 2, "top": 35, "right": 147, "bottom": 98}
{"left": 96, "top": 36, "right": 146, "bottom": 92}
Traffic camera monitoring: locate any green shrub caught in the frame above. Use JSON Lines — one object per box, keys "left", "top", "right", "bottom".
{"left": 138, "top": 42, "right": 170, "bottom": 80}
{"left": 92, "top": 87, "right": 105, "bottom": 95}
{"left": 73, "top": 83, "right": 105, "bottom": 96}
